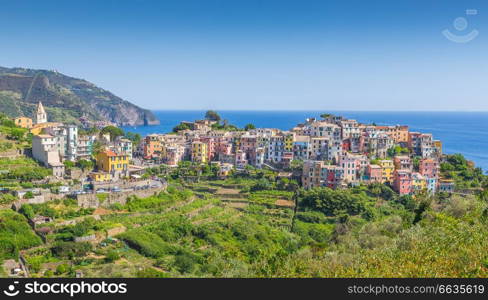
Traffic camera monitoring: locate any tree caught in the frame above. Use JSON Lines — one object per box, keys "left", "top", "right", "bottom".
{"left": 63, "top": 160, "right": 75, "bottom": 169}
{"left": 290, "top": 159, "right": 304, "bottom": 173}
{"left": 52, "top": 241, "right": 92, "bottom": 258}
{"left": 8, "top": 128, "right": 26, "bottom": 140}
{"left": 55, "top": 264, "right": 68, "bottom": 275}
{"left": 23, "top": 191, "right": 34, "bottom": 199}
{"left": 91, "top": 141, "right": 104, "bottom": 156}
{"left": 299, "top": 188, "right": 370, "bottom": 217}
{"left": 101, "top": 126, "right": 124, "bottom": 141}
{"left": 387, "top": 146, "right": 409, "bottom": 157}
{"left": 19, "top": 204, "right": 35, "bottom": 219}
{"left": 125, "top": 132, "right": 142, "bottom": 145}
{"left": 244, "top": 123, "right": 256, "bottom": 131}
{"left": 205, "top": 110, "right": 221, "bottom": 122}
{"left": 172, "top": 123, "right": 190, "bottom": 133}
{"left": 413, "top": 156, "right": 421, "bottom": 171}
{"left": 477, "top": 189, "right": 488, "bottom": 203}
{"left": 1, "top": 118, "right": 16, "bottom": 127}
{"left": 76, "top": 159, "right": 94, "bottom": 171}
{"left": 78, "top": 127, "right": 99, "bottom": 136}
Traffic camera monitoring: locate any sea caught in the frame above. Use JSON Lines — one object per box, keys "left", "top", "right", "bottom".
{"left": 122, "top": 111, "right": 488, "bottom": 173}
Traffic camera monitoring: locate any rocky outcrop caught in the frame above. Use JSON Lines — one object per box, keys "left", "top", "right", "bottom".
{"left": 0, "top": 66, "right": 159, "bottom": 126}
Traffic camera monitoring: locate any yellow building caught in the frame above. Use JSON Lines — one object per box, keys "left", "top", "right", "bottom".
{"left": 89, "top": 171, "right": 112, "bottom": 182}
{"left": 191, "top": 141, "right": 208, "bottom": 163}
{"left": 434, "top": 140, "right": 442, "bottom": 155}
{"left": 14, "top": 117, "right": 33, "bottom": 129}
{"left": 284, "top": 134, "right": 294, "bottom": 152}
{"left": 412, "top": 172, "right": 426, "bottom": 192}
{"left": 96, "top": 149, "right": 129, "bottom": 173}
{"left": 379, "top": 159, "right": 394, "bottom": 183}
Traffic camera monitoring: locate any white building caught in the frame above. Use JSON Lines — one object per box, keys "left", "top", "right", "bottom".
{"left": 36, "top": 102, "right": 47, "bottom": 124}
{"left": 32, "top": 134, "right": 65, "bottom": 178}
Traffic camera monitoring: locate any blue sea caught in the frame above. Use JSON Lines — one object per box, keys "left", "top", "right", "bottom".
{"left": 122, "top": 111, "right": 488, "bottom": 173}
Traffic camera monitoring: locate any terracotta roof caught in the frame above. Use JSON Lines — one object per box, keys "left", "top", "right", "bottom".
{"left": 105, "top": 150, "right": 117, "bottom": 156}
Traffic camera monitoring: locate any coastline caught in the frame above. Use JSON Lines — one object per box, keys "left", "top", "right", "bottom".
{"left": 123, "top": 110, "right": 488, "bottom": 173}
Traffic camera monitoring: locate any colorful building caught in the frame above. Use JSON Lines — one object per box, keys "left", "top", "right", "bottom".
{"left": 367, "top": 164, "right": 382, "bottom": 183}
{"left": 339, "top": 155, "right": 359, "bottom": 183}
{"left": 393, "top": 169, "right": 412, "bottom": 195}
{"left": 284, "top": 133, "right": 294, "bottom": 152}
{"left": 433, "top": 140, "right": 442, "bottom": 156}
{"left": 96, "top": 149, "right": 129, "bottom": 175}
{"left": 439, "top": 179, "right": 455, "bottom": 193}
{"left": 191, "top": 141, "right": 208, "bottom": 163}
{"left": 302, "top": 160, "right": 344, "bottom": 189}
{"left": 393, "top": 125, "right": 409, "bottom": 146}
{"left": 143, "top": 135, "right": 163, "bottom": 158}
{"left": 411, "top": 172, "right": 426, "bottom": 193}
{"left": 89, "top": 171, "right": 112, "bottom": 182}
{"left": 394, "top": 155, "right": 412, "bottom": 171}
{"left": 419, "top": 158, "right": 439, "bottom": 179}
{"left": 426, "top": 177, "right": 437, "bottom": 194}
{"left": 379, "top": 159, "right": 394, "bottom": 183}
{"left": 14, "top": 117, "right": 33, "bottom": 129}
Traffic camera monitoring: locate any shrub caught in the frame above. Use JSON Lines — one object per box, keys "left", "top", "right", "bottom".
{"left": 299, "top": 187, "right": 370, "bottom": 217}
{"left": 105, "top": 250, "right": 120, "bottom": 263}
{"left": 51, "top": 241, "right": 92, "bottom": 258}
{"left": 118, "top": 230, "right": 177, "bottom": 258}
{"left": 55, "top": 264, "right": 69, "bottom": 275}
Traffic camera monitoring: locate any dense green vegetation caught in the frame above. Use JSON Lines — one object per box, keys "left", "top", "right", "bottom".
{"left": 0, "top": 157, "right": 51, "bottom": 181}
{"left": 100, "top": 126, "right": 124, "bottom": 141}
{"left": 101, "top": 160, "right": 487, "bottom": 278}
{"left": 0, "top": 113, "right": 31, "bottom": 145}
{"left": 387, "top": 145, "right": 410, "bottom": 157}
{"left": 0, "top": 210, "right": 42, "bottom": 260}
{"left": 0, "top": 152, "right": 486, "bottom": 278}
{"left": 441, "top": 154, "right": 486, "bottom": 189}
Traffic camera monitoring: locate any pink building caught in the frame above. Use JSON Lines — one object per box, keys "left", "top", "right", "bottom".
{"left": 235, "top": 150, "right": 247, "bottom": 169}
{"left": 393, "top": 169, "right": 412, "bottom": 195}
{"left": 394, "top": 155, "right": 412, "bottom": 171}
{"left": 215, "top": 141, "right": 233, "bottom": 158}
{"left": 419, "top": 158, "right": 439, "bottom": 179}
{"left": 339, "top": 154, "right": 367, "bottom": 182}
{"left": 367, "top": 164, "right": 382, "bottom": 183}
{"left": 165, "top": 146, "right": 185, "bottom": 166}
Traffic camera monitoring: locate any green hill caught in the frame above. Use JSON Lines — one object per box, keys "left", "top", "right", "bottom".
{"left": 0, "top": 66, "right": 159, "bottom": 126}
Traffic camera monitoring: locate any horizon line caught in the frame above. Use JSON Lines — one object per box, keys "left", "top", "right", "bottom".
{"left": 147, "top": 109, "right": 488, "bottom": 112}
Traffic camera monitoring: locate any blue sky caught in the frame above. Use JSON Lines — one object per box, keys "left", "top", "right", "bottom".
{"left": 1, "top": 0, "right": 487, "bottom": 111}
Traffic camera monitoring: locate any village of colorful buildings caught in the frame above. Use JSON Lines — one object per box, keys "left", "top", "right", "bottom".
{"left": 139, "top": 114, "right": 454, "bottom": 195}
{"left": 13, "top": 102, "right": 134, "bottom": 183}
{"left": 13, "top": 103, "right": 455, "bottom": 196}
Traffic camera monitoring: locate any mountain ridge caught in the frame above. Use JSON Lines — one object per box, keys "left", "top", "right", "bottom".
{"left": 0, "top": 66, "right": 159, "bottom": 126}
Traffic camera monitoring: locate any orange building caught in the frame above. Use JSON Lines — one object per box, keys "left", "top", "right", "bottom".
{"left": 14, "top": 117, "right": 33, "bottom": 129}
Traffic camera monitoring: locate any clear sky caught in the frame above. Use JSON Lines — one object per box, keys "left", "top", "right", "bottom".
{"left": 1, "top": 0, "right": 487, "bottom": 111}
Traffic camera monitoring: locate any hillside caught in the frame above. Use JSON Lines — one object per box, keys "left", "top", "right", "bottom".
{"left": 0, "top": 66, "right": 159, "bottom": 126}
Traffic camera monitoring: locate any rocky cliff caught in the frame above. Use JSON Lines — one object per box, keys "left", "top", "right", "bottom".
{"left": 0, "top": 66, "right": 159, "bottom": 126}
